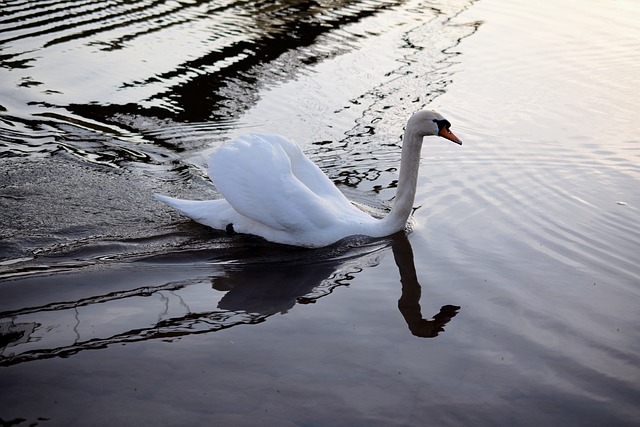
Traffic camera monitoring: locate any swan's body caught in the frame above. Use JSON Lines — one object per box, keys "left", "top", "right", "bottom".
{"left": 155, "top": 110, "right": 461, "bottom": 247}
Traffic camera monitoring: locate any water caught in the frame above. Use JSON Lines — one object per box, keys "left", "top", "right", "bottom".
{"left": 1, "top": 0, "right": 639, "bottom": 425}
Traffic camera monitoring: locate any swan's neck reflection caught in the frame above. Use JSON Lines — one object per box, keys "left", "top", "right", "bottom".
{"left": 391, "top": 233, "right": 460, "bottom": 338}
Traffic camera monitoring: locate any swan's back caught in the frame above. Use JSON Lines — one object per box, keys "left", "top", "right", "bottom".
{"left": 208, "top": 134, "right": 371, "bottom": 238}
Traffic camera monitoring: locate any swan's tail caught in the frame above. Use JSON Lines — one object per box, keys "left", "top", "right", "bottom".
{"left": 154, "top": 194, "right": 229, "bottom": 229}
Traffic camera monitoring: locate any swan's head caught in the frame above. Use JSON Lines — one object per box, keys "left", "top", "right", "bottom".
{"left": 409, "top": 110, "right": 462, "bottom": 145}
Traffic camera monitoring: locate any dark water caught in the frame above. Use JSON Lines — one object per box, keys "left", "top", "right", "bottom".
{"left": 1, "top": 0, "right": 639, "bottom": 425}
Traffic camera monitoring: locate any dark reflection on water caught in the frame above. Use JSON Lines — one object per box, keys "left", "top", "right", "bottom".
{"left": 393, "top": 235, "right": 460, "bottom": 338}
{"left": 0, "top": 0, "right": 407, "bottom": 123}
{"left": 0, "top": 232, "right": 459, "bottom": 367}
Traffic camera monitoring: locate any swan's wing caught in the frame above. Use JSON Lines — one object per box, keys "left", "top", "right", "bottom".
{"left": 208, "top": 134, "right": 363, "bottom": 232}
{"left": 260, "top": 134, "right": 352, "bottom": 204}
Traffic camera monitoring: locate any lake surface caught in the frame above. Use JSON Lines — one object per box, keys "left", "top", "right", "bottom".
{"left": 1, "top": 0, "right": 639, "bottom": 425}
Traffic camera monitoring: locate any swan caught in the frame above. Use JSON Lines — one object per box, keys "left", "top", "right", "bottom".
{"left": 155, "top": 110, "right": 461, "bottom": 247}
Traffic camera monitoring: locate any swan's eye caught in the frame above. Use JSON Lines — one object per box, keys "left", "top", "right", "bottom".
{"left": 433, "top": 119, "right": 452, "bottom": 132}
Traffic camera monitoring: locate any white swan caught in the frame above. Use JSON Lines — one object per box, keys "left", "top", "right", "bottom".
{"left": 155, "top": 110, "right": 461, "bottom": 247}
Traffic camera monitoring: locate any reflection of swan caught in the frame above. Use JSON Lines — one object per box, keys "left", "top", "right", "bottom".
{"left": 391, "top": 233, "right": 460, "bottom": 338}
{"left": 214, "top": 232, "right": 460, "bottom": 337}
{"left": 155, "top": 110, "right": 461, "bottom": 247}
{"left": 0, "top": 233, "right": 460, "bottom": 366}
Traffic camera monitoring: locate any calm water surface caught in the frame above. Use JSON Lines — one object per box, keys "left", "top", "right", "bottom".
{"left": 1, "top": 0, "right": 639, "bottom": 425}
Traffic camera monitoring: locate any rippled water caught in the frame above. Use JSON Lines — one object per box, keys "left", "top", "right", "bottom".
{"left": 1, "top": 0, "right": 639, "bottom": 425}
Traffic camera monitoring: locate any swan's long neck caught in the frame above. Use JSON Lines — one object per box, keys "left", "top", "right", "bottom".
{"left": 378, "top": 124, "right": 425, "bottom": 233}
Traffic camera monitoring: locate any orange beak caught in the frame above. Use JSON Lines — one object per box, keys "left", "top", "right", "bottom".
{"left": 439, "top": 127, "right": 462, "bottom": 145}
